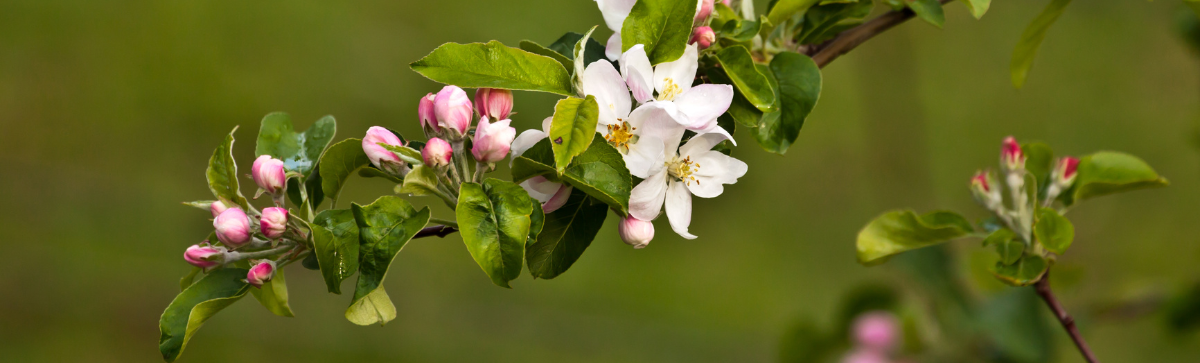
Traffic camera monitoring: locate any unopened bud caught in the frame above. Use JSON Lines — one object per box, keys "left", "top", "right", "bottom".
{"left": 695, "top": 0, "right": 714, "bottom": 23}
{"left": 184, "top": 244, "right": 227, "bottom": 270}
{"left": 260, "top": 207, "right": 289, "bottom": 239}
{"left": 618, "top": 216, "right": 655, "bottom": 249}
{"left": 1054, "top": 156, "right": 1079, "bottom": 188}
{"left": 422, "top": 137, "right": 453, "bottom": 168}
{"left": 434, "top": 85, "right": 473, "bottom": 138}
{"left": 418, "top": 92, "right": 440, "bottom": 135}
{"left": 1000, "top": 136, "right": 1025, "bottom": 171}
{"left": 471, "top": 117, "right": 516, "bottom": 163}
{"left": 970, "top": 170, "right": 1000, "bottom": 208}
{"left": 475, "top": 88, "right": 513, "bottom": 121}
{"left": 213, "top": 207, "right": 252, "bottom": 248}
{"left": 362, "top": 126, "right": 404, "bottom": 172}
{"left": 690, "top": 26, "right": 716, "bottom": 49}
{"left": 210, "top": 200, "right": 229, "bottom": 217}
{"left": 852, "top": 311, "right": 899, "bottom": 352}
{"left": 246, "top": 260, "right": 276, "bottom": 288}
{"left": 251, "top": 155, "right": 286, "bottom": 195}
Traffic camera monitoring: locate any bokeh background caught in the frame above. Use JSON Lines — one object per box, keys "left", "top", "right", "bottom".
{"left": 2, "top": 0, "right": 1199, "bottom": 362}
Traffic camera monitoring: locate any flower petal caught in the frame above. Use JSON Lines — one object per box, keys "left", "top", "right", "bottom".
{"left": 508, "top": 128, "right": 547, "bottom": 167}
{"left": 605, "top": 33, "right": 623, "bottom": 61}
{"left": 596, "top": 0, "right": 636, "bottom": 32}
{"left": 653, "top": 43, "right": 699, "bottom": 97}
{"left": 627, "top": 103, "right": 687, "bottom": 158}
{"left": 664, "top": 180, "right": 697, "bottom": 239}
{"left": 624, "top": 135, "right": 666, "bottom": 178}
{"left": 620, "top": 45, "right": 655, "bottom": 103}
{"left": 686, "top": 151, "right": 747, "bottom": 198}
{"left": 679, "top": 133, "right": 727, "bottom": 158}
{"left": 629, "top": 168, "right": 669, "bottom": 221}
{"left": 542, "top": 185, "right": 573, "bottom": 213}
{"left": 673, "top": 84, "right": 733, "bottom": 131}
{"left": 520, "top": 176, "right": 559, "bottom": 203}
{"left": 582, "top": 61, "right": 632, "bottom": 125}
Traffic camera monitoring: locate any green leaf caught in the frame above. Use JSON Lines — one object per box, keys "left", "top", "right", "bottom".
{"left": 718, "top": 17, "right": 762, "bottom": 43}
{"left": 206, "top": 127, "right": 251, "bottom": 210}
{"left": 249, "top": 268, "right": 294, "bottom": 317}
{"left": 285, "top": 173, "right": 324, "bottom": 210}
{"left": 179, "top": 267, "right": 201, "bottom": 292}
{"left": 511, "top": 135, "right": 632, "bottom": 215}
{"left": 456, "top": 179, "right": 536, "bottom": 288}
{"left": 377, "top": 143, "right": 424, "bottom": 166}
{"left": 767, "top": 0, "right": 821, "bottom": 26}
{"left": 1034, "top": 207, "right": 1073, "bottom": 255}
{"left": 526, "top": 188, "right": 609, "bottom": 279}
{"left": 957, "top": 0, "right": 991, "bottom": 19}
{"left": 1021, "top": 142, "right": 1055, "bottom": 194}
{"left": 573, "top": 26, "right": 599, "bottom": 80}
{"left": 547, "top": 32, "right": 609, "bottom": 68}
{"left": 710, "top": 2, "right": 741, "bottom": 32}
{"left": 794, "top": 0, "right": 873, "bottom": 45}
{"left": 318, "top": 138, "right": 370, "bottom": 208}
{"left": 549, "top": 95, "right": 600, "bottom": 174}
{"left": 762, "top": 52, "right": 822, "bottom": 155}
{"left": 856, "top": 210, "right": 974, "bottom": 265}
{"left": 621, "top": 0, "right": 698, "bottom": 65}
{"left": 159, "top": 268, "right": 250, "bottom": 362}
{"left": 519, "top": 40, "right": 573, "bottom": 73}
{"left": 255, "top": 113, "right": 337, "bottom": 177}
{"left": 715, "top": 46, "right": 776, "bottom": 112}
{"left": 984, "top": 228, "right": 1025, "bottom": 265}
{"left": 346, "top": 196, "right": 430, "bottom": 325}
{"left": 752, "top": 64, "right": 786, "bottom": 154}
{"left": 1066, "top": 151, "right": 1168, "bottom": 205}
{"left": 908, "top": 0, "right": 945, "bottom": 28}
{"left": 312, "top": 209, "right": 360, "bottom": 295}
{"left": 1010, "top": 0, "right": 1073, "bottom": 88}
{"left": 410, "top": 40, "right": 573, "bottom": 96}
{"left": 358, "top": 166, "right": 404, "bottom": 183}
{"left": 991, "top": 254, "right": 1049, "bottom": 286}
{"left": 395, "top": 165, "right": 442, "bottom": 197}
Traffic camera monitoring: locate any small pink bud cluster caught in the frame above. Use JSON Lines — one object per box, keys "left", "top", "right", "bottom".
{"left": 362, "top": 126, "right": 407, "bottom": 176}
{"left": 695, "top": 0, "right": 714, "bottom": 23}
{"left": 422, "top": 137, "right": 453, "bottom": 169}
{"left": 970, "top": 170, "right": 1000, "bottom": 208}
{"left": 472, "top": 117, "right": 516, "bottom": 164}
{"left": 418, "top": 93, "right": 440, "bottom": 136}
{"left": 690, "top": 26, "right": 715, "bottom": 49}
{"left": 209, "top": 200, "right": 229, "bottom": 217}
{"left": 1054, "top": 156, "right": 1080, "bottom": 188}
{"left": 435, "top": 85, "right": 474, "bottom": 140}
{"left": 246, "top": 260, "right": 276, "bottom": 288}
{"left": 841, "top": 311, "right": 901, "bottom": 363}
{"left": 184, "top": 244, "right": 228, "bottom": 271}
{"left": 475, "top": 88, "right": 513, "bottom": 121}
{"left": 260, "top": 207, "right": 288, "bottom": 240}
{"left": 214, "top": 207, "right": 252, "bottom": 248}
{"left": 619, "top": 216, "right": 655, "bottom": 249}
{"left": 1000, "top": 136, "right": 1025, "bottom": 172}
{"left": 252, "top": 155, "right": 287, "bottom": 202}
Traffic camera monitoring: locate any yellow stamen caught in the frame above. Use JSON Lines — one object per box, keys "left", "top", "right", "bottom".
{"left": 604, "top": 121, "right": 637, "bottom": 151}
{"left": 657, "top": 78, "right": 682, "bottom": 101}
{"left": 667, "top": 156, "right": 700, "bottom": 185}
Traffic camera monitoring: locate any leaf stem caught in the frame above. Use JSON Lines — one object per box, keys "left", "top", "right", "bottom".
{"left": 1034, "top": 273, "right": 1100, "bottom": 363}
{"left": 226, "top": 244, "right": 295, "bottom": 264}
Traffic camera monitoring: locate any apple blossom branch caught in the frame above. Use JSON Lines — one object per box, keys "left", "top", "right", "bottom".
{"left": 807, "top": 0, "right": 955, "bottom": 68}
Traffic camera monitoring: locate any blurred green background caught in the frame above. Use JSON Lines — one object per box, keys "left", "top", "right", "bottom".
{"left": 2, "top": 0, "right": 1199, "bottom": 362}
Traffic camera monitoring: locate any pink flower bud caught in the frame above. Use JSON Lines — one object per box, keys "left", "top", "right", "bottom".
{"left": 184, "top": 244, "right": 227, "bottom": 269}
{"left": 1055, "top": 156, "right": 1080, "bottom": 187}
{"left": 418, "top": 92, "right": 440, "bottom": 134}
{"left": 695, "top": 0, "right": 714, "bottom": 22}
{"left": 213, "top": 207, "right": 252, "bottom": 248}
{"left": 434, "top": 85, "right": 473, "bottom": 137}
{"left": 852, "top": 311, "right": 899, "bottom": 352}
{"left": 1001, "top": 136, "right": 1025, "bottom": 171}
{"left": 260, "top": 207, "right": 289, "bottom": 239}
{"left": 618, "top": 216, "right": 655, "bottom": 249}
{"left": 690, "top": 26, "right": 716, "bottom": 49}
{"left": 471, "top": 117, "right": 516, "bottom": 163}
{"left": 251, "top": 155, "right": 286, "bottom": 195}
{"left": 475, "top": 88, "right": 513, "bottom": 121}
{"left": 543, "top": 183, "right": 572, "bottom": 214}
{"left": 422, "top": 137, "right": 453, "bottom": 168}
{"left": 362, "top": 126, "right": 404, "bottom": 170}
{"left": 971, "top": 170, "right": 990, "bottom": 193}
{"left": 246, "top": 260, "right": 276, "bottom": 288}
{"left": 209, "top": 200, "right": 229, "bottom": 217}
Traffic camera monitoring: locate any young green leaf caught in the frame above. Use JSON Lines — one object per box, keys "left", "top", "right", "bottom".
{"left": 762, "top": 52, "right": 822, "bottom": 155}
{"left": 991, "top": 255, "right": 1049, "bottom": 286}
{"left": 908, "top": 0, "right": 945, "bottom": 28}
{"left": 573, "top": 26, "right": 598, "bottom": 81}
{"left": 1021, "top": 142, "right": 1055, "bottom": 193}
{"left": 856, "top": 210, "right": 974, "bottom": 265}
{"left": 206, "top": 127, "right": 251, "bottom": 210}
{"left": 395, "top": 165, "right": 441, "bottom": 197}
{"left": 255, "top": 113, "right": 337, "bottom": 177}
{"left": 249, "top": 268, "right": 294, "bottom": 317}
{"left": 318, "top": 138, "right": 370, "bottom": 208}
{"left": 621, "top": 0, "right": 698, "bottom": 65}
{"left": 410, "top": 40, "right": 574, "bottom": 96}
{"left": 1010, "top": 0, "right": 1073, "bottom": 88}
{"left": 346, "top": 196, "right": 430, "bottom": 325}
{"left": 312, "top": 209, "right": 360, "bottom": 295}
{"left": 159, "top": 268, "right": 251, "bottom": 362}
{"left": 710, "top": 2, "right": 741, "bottom": 32}
{"left": 511, "top": 136, "right": 632, "bottom": 215}
{"left": 1034, "top": 207, "right": 1073, "bottom": 255}
{"left": 715, "top": 45, "right": 776, "bottom": 112}
{"left": 456, "top": 179, "right": 536, "bottom": 288}
{"left": 549, "top": 95, "right": 600, "bottom": 174}
{"left": 1064, "top": 151, "right": 1168, "bottom": 205}
{"left": 526, "top": 189, "right": 609, "bottom": 279}
{"left": 983, "top": 228, "right": 1025, "bottom": 265}
{"left": 957, "top": 0, "right": 991, "bottom": 19}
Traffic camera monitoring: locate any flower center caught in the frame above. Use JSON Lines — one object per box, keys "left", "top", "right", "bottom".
{"left": 667, "top": 156, "right": 700, "bottom": 185}
{"left": 604, "top": 121, "right": 637, "bottom": 152}
{"left": 657, "top": 78, "right": 682, "bottom": 101}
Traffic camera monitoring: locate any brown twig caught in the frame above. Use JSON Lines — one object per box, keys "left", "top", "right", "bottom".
{"left": 806, "top": 0, "right": 953, "bottom": 68}
{"left": 1034, "top": 273, "right": 1100, "bottom": 363}
{"left": 414, "top": 224, "right": 458, "bottom": 239}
